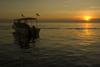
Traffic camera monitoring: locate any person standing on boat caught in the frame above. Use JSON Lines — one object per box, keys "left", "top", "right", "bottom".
{"left": 23, "top": 22, "right": 32, "bottom": 43}
{"left": 32, "top": 26, "right": 37, "bottom": 40}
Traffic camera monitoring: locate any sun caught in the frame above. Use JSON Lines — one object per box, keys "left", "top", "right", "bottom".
{"left": 84, "top": 16, "right": 91, "bottom": 21}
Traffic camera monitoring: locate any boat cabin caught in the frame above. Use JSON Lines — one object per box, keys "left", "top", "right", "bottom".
{"left": 13, "top": 17, "right": 37, "bottom": 29}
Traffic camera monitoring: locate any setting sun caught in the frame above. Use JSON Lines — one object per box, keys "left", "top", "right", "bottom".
{"left": 84, "top": 16, "right": 91, "bottom": 21}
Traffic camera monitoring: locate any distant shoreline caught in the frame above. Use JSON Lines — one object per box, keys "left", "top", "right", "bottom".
{"left": 0, "top": 21, "right": 100, "bottom": 23}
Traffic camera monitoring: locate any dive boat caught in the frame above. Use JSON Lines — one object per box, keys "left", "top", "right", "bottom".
{"left": 12, "top": 17, "right": 40, "bottom": 44}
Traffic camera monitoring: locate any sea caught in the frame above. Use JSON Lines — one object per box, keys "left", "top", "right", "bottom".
{"left": 0, "top": 21, "right": 100, "bottom": 67}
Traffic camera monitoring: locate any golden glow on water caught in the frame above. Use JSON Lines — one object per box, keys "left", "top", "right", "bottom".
{"left": 85, "top": 23, "right": 90, "bottom": 35}
{"left": 77, "top": 23, "right": 96, "bottom": 45}
{"left": 40, "top": 23, "right": 98, "bottom": 46}
{"left": 85, "top": 29, "right": 89, "bottom": 35}
{"left": 85, "top": 23, "right": 89, "bottom": 28}
{"left": 79, "top": 23, "right": 91, "bottom": 36}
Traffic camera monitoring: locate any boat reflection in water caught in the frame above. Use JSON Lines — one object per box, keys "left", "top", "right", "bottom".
{"left": 12, "top": 31, "right": 37, "bottom": 49}
{"left": 12, "top": 31, "right": 40, "bottom": 67}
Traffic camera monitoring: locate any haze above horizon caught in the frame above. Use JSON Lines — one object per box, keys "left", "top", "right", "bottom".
{"left": 0, "top": 0, "right": 100, "bottom": 22}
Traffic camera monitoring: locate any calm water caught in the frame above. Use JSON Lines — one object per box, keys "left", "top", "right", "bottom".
{"left": 0, "top": 22, "right": 100, "bottom": 67}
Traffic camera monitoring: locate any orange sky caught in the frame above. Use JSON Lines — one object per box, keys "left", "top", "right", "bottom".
{"left": 0, "top": 0, "right": 100, "bottom": 21}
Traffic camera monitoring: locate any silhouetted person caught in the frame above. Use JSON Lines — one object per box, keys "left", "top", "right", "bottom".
{"left": 32, "top": 26, "right": 37, "bottom": 40}
{"left": 23, "top": 23, "right": 32, "bottom": 44}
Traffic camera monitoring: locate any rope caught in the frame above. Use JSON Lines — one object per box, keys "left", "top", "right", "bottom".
{"left": 21, "top": 35, "right": 26, "bottom": 67}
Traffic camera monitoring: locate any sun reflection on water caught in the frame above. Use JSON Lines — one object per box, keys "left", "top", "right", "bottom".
{"left": 85, "top": 23, "right": 91, "bottom": 35}
{"left": 77, "top": 23, "right": 96, "bottom": 45}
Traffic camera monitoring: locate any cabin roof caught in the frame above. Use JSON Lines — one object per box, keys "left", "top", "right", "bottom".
{"left": 14, "top": 17, "right": 37, "bottom": 21}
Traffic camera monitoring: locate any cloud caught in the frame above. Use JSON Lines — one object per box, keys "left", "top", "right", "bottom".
{"left": 90, "top": 6, "right": 100, "bottom": 9}
{"left": 91, "top": 18, "right": 100, "bottom": 22}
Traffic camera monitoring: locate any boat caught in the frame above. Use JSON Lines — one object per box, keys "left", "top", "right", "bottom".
{"left": 12, "top": 17, "right": 40, "bottom": 44}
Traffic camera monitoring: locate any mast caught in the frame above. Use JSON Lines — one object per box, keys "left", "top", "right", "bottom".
{"left": 36, "top": 13, "right": 37, "bottom": 28}
{"left": 36, "top": 13, "right": 40, "bottom": 28}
